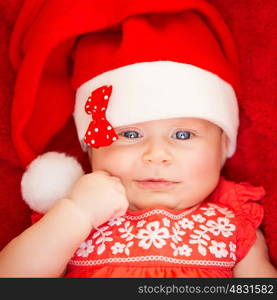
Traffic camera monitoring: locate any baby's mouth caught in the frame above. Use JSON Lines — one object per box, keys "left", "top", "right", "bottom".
{"left": 134, "top": 178, "right": 179, "bottom": 190}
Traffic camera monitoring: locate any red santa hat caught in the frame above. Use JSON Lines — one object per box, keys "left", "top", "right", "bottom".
{"left": 10, "top": 0, "right": 239, "bottom": 213}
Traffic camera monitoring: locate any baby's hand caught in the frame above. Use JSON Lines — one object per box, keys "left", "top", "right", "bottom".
{"left": 67, "top": 170, "right": 128, "bottom": 228}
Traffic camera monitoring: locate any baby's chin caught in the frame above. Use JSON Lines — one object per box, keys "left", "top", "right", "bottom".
{"left": 127, "top": 194, "right": 200, "bottom": 212}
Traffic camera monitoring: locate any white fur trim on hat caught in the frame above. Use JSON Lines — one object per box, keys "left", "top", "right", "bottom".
{"left": 74, "top": 61, "right": 239, "bottom": 157}
{"left": 21, "top": 152, "right": 84, "bottom": 213}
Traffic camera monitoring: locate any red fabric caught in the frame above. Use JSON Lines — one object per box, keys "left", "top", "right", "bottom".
{"left": 71, "top": 3, "right": 239, "bottom": 91}
{"left": 9, "top": 0, "right": 239, "bottom": 169}
{"left": 84, "top": 85, "right": 118, "bottom": 148}
{"left": 64, "top": 177, "right": 264, "bottom": 278}
{"left": 0, "top": 0, "right": 276, "bottom": 271}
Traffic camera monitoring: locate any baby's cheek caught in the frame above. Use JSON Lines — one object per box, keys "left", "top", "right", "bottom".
{"left": 109, "top": 159, "right": 131, "bottom": 178}
{"left": 93, "top": 147, "right": 134, "bottom": 178}
{"left": 184, "top": 148, "right": 222, "bottom": 179}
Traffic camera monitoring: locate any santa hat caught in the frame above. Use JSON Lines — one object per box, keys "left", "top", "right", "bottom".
{"left": 10, "top": 0, "right": 239, "bottom": 213}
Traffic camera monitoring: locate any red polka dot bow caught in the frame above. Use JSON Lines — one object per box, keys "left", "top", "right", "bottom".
{"left": 84, "top": 85, "right": 118, "bottom": 148}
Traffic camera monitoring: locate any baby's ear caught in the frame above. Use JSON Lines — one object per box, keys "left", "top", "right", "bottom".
{"left": 220, "top": 131, "right": 229, "bottom": 167}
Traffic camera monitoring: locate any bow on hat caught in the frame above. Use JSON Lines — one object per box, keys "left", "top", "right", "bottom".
{"left": 84, "top": 85, "right": 118, "bottom": 148}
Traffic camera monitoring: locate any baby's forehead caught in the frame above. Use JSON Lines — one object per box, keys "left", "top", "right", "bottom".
{"left": 115, "top": 117, "right": 215, "bottom": 129}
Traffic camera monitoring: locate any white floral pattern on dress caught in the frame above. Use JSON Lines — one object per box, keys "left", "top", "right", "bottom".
{"left": 200, "top": 206, "right": 216, "bottom": 216}
{"left": 201, "top": 203, "right": 234, "bottom": 218}
{"left": 214, "top": 205, "right": 234, "bottom": 218}
{"left": 178, "top": 218, "right": 194, "bottom": 229}
{"left": 118, "top": 221, "right": 135, "bottom": 241}
{"left": 74, "top": 205, "right": 237, "bottom": 261}
{"left": 76, "top": 240, "right": 94, "bottom": 257}
{"left": 111, "top": 242, "right": 125, "bottom": 254}
{"left": 137, "top": 221, "right": 170, "bottom": 249}
{"left": 209, "top": 241, "right": 228, "bottom": 258}
{"left": 229, "top": 241, "right": 236, "bottom": 261}
{"left": 92, "top": 226, "right": 113, "bottom": 255}
{"left": 137, "top": 220, "right": 146, "bottom": 228}
{"left": 189, "top": 224, "right": 211, "bottom": 256}
{"left": 171, "top": 222, "right": 186, "bottom": 243}
{"left": 108, "top": 216, "right": 125, "bottom": 226}
{"left": 111, "top": 241, "right": 134, "bottom": 256}
{"left": 206, "top": 217, "right": 235, "bottom": 237}
{"left": 162, "top": 217, "right": 170, "bottom": 227}
{"left": 192, "top": 214, "right": 206, "bottom": 223}
{"left": 171, "top": 243, "right": 192, "bottom": 257}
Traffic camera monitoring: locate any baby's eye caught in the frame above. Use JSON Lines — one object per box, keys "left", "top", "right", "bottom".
{"left": 119, "top": 130, "right": 141, "bottom": 139}
{"left": 172, "top": 130, "right": 193, "bottom": 140}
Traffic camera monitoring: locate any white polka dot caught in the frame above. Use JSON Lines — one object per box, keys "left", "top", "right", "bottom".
{"left": 91, "top": 140, "right": 95, "bottom": 144}
{"left": 101, "top": 107, "right": 105, "bottom": 111}
{"left": 88, "top": 98, "right": 92, "bottom": 102}
{"left": 94, "top": 106, "right": 97, "bottom": 109}
{"left": 104, "top": 95, "right": 109, "bottom": 100}
{"left": 86, "top": 105, "right": 90, "bottom": 108}
{"left": 94, "top": 128, "right": 99, "bottom": 132}
{"left": 107, "top": 126, "right": 112, "bottom": 130}
{"left": 88, "top": 131, "right": 91, "bottom": 135}
{"left": 112, "top": 137, "right": 117, "bottom": 141}
{"left": 106, "top": 134, "right": 109, "bottom": 139}
{"left": 102, "top": 89, "right": 105, "bottom": 93}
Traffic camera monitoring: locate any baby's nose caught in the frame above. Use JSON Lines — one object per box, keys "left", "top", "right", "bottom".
{"left": 142, "top": 142, "right": 172, "bottom": 165}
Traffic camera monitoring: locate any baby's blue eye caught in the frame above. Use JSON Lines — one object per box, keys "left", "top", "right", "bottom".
{"left": 172, "top": 130, "right": 192, "bottom": 140}
{"left": 121, "top": 130, "right": 140, "bottom": 139}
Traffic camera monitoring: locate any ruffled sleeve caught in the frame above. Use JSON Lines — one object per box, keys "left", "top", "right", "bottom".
{"left": 233, "top": 182, "right": 265, "bottom": 262}
{"left": 211, "top": 178, "right": 265, "bottom": 262}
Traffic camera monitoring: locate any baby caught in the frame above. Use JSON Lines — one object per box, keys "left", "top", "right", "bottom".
{"left": 0, "top": 116, "right": 276, "bottom": 277}
{"left": 0, "top": 0, "right": 277, "bottom": 278}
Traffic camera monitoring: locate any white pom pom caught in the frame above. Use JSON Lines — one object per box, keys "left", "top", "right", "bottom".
{"left": 21, "top": 152, "right": 84, "bottom": 213}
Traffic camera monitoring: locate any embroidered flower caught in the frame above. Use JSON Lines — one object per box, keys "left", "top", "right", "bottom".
{"left": 76, "top": 240, "right": 94, "bottom": 258}
{"left": 211, "top": 204, "right": 235, "bottom": 218}
{"left": 108, "top": 216, "right": 125, "bottom": 226}
{"left": 200, "top": 205, "right": 216, "bottom": 216}
{"left": 229, "top": 241, "right": 236, "bottom": 261}
{"left": 110, "top": 241, "right": 134, "bottom": 256}
{"left": 137, "top": 220, "right": 146, "bottom": 228}
{"left": 92, "top": 226, "right": 113, "bottom": 255}
{"left": 118, "top": 221, "right": 135, "bottom": 241}
{"left": 202, "top": 203, "right": 234, "bottom": 218}
{"left": 171, "top": 222, "right": 186, "bottom": 243}
{"left": 124, "top": 241, "right": 134, "bottom": 256}
{"left": 137, "top": 221, "right": 169, "bottom": 249}
{"left": 162, "top": 217, "right": 170, "bottom": 227}
{"left": 206, "top": 217, "right": 235, "bottom": 237}
{"left": 92, "top": 226, "right": 111, "bottom": 240}
{"left": 191, "top": 214, "right": 206, "bottom": 223}
{"left": 178, "top": 218, "right": 194, "bottom": 230}
{"left": 189, "top": 227, "right": 211, "bottom": 256}
{"left": 171, "top": 243, "right": 192, "bottom": 257}
{"left": 111, "top": 242, "right": 125, "bottom": 254}
{"left": 209, "top": 240, "right": 228, "bottom": 258}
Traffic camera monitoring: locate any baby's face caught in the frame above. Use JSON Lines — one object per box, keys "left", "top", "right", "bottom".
{"left": 89, "top": 118, "right": 228, "bottom": 211}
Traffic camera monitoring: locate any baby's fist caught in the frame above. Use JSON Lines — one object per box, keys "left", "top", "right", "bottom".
{"left": 68, "top": 170, "right": 128, "bottom": 228}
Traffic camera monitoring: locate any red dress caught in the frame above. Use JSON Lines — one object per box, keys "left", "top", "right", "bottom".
{"left": 62, "top": 177, "right": 265, "bottom": 278}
